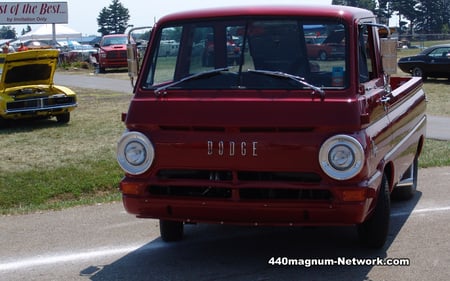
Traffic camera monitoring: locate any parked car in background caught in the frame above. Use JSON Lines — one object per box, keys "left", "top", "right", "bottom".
{"left": 63, "top": 43, "right": 98, "bottom": 63}
{"left": 23, "top": 40, "right": 52, "bottom": 50}
{"left": 398, "top": 44, "right": 450, "bottom": 80}
{"left": 306, "top": 29, "right": 345, "bottom": 60}
{"left": 0, "top": 50, "right": 77, "bottom": 126}
{"left": 94, "top": 34, "right": 128, "bottom": 73}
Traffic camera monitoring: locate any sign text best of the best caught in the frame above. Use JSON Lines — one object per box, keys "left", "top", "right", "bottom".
{"left": 0, "top": 2, "right": 68, "bottom": 24}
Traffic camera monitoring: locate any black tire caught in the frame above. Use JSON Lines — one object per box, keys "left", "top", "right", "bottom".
{"left": 160, "top": 219, "right": 184, "bottom": 242}
{"left": 0, "top": 117, "right": 7, "bottom": 128}
{"left": 357, "top": 174, "right": 390, "bottom": 249}
{"left": 97, "top": 66, "right": 106, "bottom": 74}
{"left": 412, "top": 67, "right": 424, "bottom": 79}
{"left": 56, "top": 112, "right": 70, "bottom": 124}
{"left": 392, "top": 157, "right": 418, "bottom": 201}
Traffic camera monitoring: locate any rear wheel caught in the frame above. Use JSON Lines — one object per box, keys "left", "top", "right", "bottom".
{"left": 357, "top": 174, "right": 390, "bottom": 249}
{"left": 392, "top": 157, "right": 418, "bottom": 200}
{"left": 160, "top": 220, "right": 184, "bottom": 242}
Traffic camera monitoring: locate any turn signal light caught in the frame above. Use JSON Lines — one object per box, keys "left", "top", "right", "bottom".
{"left": 120, "top": 182, "right": 146, "bottom": 195}
{"left": 341, "top": 189, "right": 367, "bottom": 202}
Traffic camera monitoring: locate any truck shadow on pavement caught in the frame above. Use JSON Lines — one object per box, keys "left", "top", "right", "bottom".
{"left": 84, "top": 192, "right": 421, "bottom": 281}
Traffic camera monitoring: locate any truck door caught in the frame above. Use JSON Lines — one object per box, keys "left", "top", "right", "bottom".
{"left": 358, "top": 24, "right": 394, "bottom": 160}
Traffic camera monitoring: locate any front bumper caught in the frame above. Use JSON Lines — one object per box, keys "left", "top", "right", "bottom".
{"left": 3, "top": 96, "right": 77, "bottom": 118}
{"left": 120, "top": 175, "right": 379, "bottom": 226}
{"left": 123, "top": 196, "right": 371, "bottom": 226}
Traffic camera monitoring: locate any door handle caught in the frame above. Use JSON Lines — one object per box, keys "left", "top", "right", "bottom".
{"left": 380, "top": 96, "right": 391, "bottom": 103}
{"left": 380, "top": 96, "right": 391, "bottom": 111}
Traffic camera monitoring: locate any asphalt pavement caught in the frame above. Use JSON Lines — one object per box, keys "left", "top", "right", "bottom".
{"left": 426, "top": 115, "right": 450, "bottom": 140}
{"left": 2, "top": 166, "right": 450, "bottom": 280}
{"left": 54, "top": 72, "right": 133, "bottom": 94}
{"left": 53, "top": 72, "right": 450, "bottom": 141}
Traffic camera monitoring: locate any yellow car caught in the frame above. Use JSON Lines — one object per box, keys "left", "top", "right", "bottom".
{"left": 0, "top": 49, "right": 77, "bottom": 126}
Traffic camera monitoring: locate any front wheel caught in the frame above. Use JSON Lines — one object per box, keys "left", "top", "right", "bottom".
{"left": 97, "top": 65, "right": 106, "bottom": 74}
{"left": 318, "top": 51, "right": 327, "bottom": 61}
{"left": 56, "top": 112, "right": 70, "bottom": 124}
{"left": 412, "top": 67, "right": 424, "bottom": 79}
{"left": 357, "top": 174, "right": 390, "bottom": 249}
{"left": 160, "top": 219, "right": 184, "bottom": 242}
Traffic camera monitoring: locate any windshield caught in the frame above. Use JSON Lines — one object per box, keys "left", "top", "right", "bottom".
{"left": 101, "top": 36, "right": 127, "bottom": 46}
{"left": 143, "top": 18, "right": 348, "bottom": 91}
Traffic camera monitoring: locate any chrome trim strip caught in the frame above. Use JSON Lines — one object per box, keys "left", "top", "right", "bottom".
{"left": 367, "top": 170, "right": 383, "bottom": 188}
{"left": 5, "top": 103, "right": 77, "bottom": 114}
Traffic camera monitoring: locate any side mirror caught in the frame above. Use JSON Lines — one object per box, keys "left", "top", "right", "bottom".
{"left": 127, "top": 26, "right": 152, "bottom": 88}
{"left": 127, "top": 42, "right": 139, "bottom": 80}
{"left": 380, "top": 38, "right": 397, "bottom": 75}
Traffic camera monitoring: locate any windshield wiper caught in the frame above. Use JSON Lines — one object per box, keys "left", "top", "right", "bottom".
{"left": 154, "top": 67, "right": 230, "bottom": 96}
{"left": 248, "top": 69, "right": 325, "bottom": 99}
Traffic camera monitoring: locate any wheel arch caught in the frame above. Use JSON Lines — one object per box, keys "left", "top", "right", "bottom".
{"left": 382, "top": 161, "right": 394, "bottom": 193}
{"left": 416, "top": 135, "right": 425, "bottom": 158}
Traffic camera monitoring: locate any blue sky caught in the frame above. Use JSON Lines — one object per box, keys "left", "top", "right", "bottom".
{"left": 10, "top": 0, "right": 333, "bottom": 36}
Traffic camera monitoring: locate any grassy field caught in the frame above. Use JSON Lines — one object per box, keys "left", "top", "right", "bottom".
{"left": 0, "top": 87, "right": 130, "bottom": 214}
{"left": 0, "top": 68, "right": 449, "bottom": 214}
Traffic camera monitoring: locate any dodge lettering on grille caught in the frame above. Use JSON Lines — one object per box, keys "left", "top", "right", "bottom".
{"left": 207, "top": 141, "right": 258, "bottom": 157}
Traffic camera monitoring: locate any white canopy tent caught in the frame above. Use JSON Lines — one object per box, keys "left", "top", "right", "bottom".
{"left": 18, "top": 24, "right": 82, "bottom": 43}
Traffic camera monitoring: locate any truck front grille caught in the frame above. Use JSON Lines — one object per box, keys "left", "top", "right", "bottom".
{"left": 106, "top": 50, "right": 127, "bottom": 59}
{"left": 148, "top": 169, "right": 329, "bottom": 200}
{"left": 6, "top": 96, "right": 76, "bottom": 113}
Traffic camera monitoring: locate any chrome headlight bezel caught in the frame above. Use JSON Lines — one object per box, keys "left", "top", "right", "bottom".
{"left": 117, "top": 131, "right": 154, "bottom": 175}
{"left": 319, "top": 134, "right": 364, "bottom": 180}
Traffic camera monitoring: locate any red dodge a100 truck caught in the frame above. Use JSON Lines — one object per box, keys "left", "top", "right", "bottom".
{"left": 117, "top": 5, "right": 427, "bottom": 248}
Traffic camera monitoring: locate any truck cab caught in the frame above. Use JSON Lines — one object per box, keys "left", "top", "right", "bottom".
{"left": 117, "top": 5, "right": 426, "bottom": 248}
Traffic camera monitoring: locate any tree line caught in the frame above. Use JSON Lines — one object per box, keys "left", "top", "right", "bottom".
{"left": 333, "top": 0, "right": 450, "bottom": 34}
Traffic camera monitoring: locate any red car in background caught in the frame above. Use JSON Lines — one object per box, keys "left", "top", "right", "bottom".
{"left": 306, "top": 29, "right": 345, "bottom": 60}
{"left": 94, "top": 34, "right": 128, "bottom": 73}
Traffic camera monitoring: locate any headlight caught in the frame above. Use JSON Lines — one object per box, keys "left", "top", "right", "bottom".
{"left": 117, "top": 131, "right": 155, "bottom": 175}
{"left": 319, "top": 135, "right": 364, "bottom": 180}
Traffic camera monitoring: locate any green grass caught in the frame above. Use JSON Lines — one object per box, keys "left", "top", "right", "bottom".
{"left": 0, "top": 87, "right": 130, "bottom": 214}
{"left": 422, "top": 82, "right": 450, "bottom": 117}
{"left": 421, "top": 139, "right": 450, "bottom": 168}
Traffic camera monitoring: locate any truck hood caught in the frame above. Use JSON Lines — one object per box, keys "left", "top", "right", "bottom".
{"left": 100, "top": 44, "right": 126, "bottom": 51}
{"left": 126, "top": 95, "right": 362, "bottom": 130}
{"left": 125, "top": 96, "right": 364, "bottom": 174}
{"left": 0, "top": 50, "right": 59, "bottom": 91}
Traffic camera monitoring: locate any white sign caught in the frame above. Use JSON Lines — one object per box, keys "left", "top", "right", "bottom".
{"left": 0, "top": 2, "right": 68, "bottom": 24}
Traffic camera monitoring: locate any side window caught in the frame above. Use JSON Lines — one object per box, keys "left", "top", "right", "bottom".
{"left": 444, "top": 48, "right": 450, "bottom": 58}
{"left": 358, "top": 25, "right": 375, "bottom": 83}
{"left": 149, "top": 26, "right": 182, "bottom": 85}
{"left": 429, "top": 47, "right": 450, "bottom": 58}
